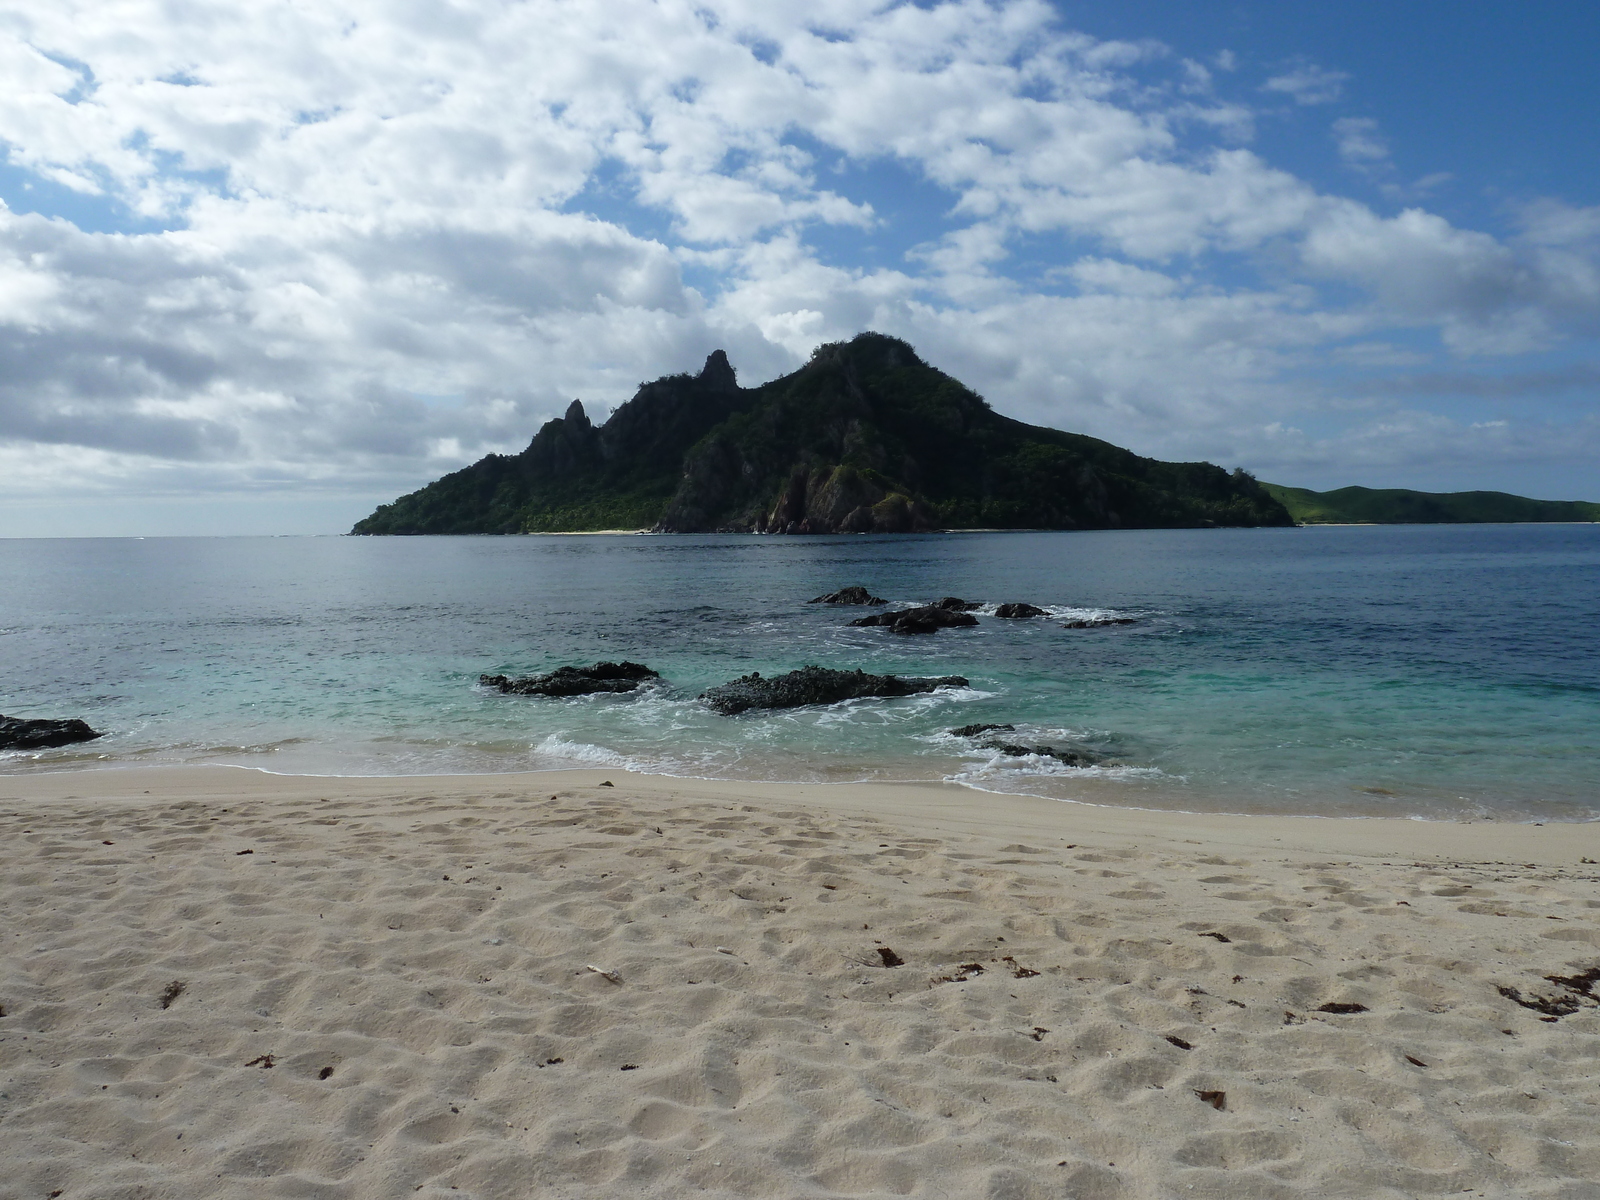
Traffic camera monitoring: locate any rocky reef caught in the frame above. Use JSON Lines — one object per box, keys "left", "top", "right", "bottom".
{"left": 701, "top": 666, "right": 969, "bottom": 715}
{"left": 979, "top": 740, "right": 1103, "bottom": 767}
{"left": 808, "top": 586, "right": 886, "bottom": 605}
{"left": 994, "top": 603, "right": 1048, "bottom": 618}
{"left": 0, "top": 715, "right": 103, "bottom": 750}
{"left": 949, "top": 723, "right": 1015, "bottom": 738}
{"left": 480, "top": 662, "right": 660, "bottom": 697}
{"left": 849, "top": 604, "right": 980, "bottom": 635}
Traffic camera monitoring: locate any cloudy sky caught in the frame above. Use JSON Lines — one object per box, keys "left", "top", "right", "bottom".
{"left": 2, "top": 0, "right": 1597, "bottom": 535}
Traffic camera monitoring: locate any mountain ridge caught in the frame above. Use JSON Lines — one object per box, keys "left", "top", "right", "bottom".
{"left": 351, "top": 333, "right": 1292, "bottom": 535}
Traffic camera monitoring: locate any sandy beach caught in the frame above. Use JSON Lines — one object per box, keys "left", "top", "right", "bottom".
{"left": 2, "top": 766, "right": 1598, "bottom": 1199}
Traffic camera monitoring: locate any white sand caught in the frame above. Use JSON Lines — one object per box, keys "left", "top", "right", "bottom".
{"left": 3, "top": 766, "right": 1599, "bottom": 1199}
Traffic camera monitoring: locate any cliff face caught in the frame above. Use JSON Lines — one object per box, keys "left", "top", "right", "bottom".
{"left": 352, "top": 333, "right": 1291, "bottom": 535}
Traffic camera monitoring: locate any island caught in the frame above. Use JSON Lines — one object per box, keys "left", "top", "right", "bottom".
{"left": 352, "top": 333, "right": 1291, "bottom": 534}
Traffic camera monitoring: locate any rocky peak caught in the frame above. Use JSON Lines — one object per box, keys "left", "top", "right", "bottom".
{"left": 698, "top": 349, "right": 739, "bottom": 393}
{"left": 563, "top": 399, "right": 590, "bottom": 429}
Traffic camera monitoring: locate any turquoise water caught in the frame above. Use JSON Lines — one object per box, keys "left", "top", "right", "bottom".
{"left": 1, "top": 526, "right": 1597, "bottom": 820}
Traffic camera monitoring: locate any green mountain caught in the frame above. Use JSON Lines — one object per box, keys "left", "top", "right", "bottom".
{"left": 1261, "top": 482, "right": 1600, "bottom": 525}
{"left": 352, "top": 333, "right": 1292, "bottom": 535}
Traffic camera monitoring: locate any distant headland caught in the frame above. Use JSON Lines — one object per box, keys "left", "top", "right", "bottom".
{"left": 351, "top": 333, "right": 1290, "bottom": 534}
{"left": 1259, "top": 482, "right": 1600, "bottom": 526}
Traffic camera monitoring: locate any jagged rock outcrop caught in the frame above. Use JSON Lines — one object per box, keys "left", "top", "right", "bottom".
{"left": 353, "top": 332, "right": 1294, "bottom": 535}
{"left": 701, "top": 666, "right": 969, "bottom": 715}
{"left": 0, "top": 715, "right": 102, "bottom": 750}
{"left": 480, "top": 662, "right": 660, "bottom": 696}
{"left": 808, "top": 586, "right": 886, "bottom": 605}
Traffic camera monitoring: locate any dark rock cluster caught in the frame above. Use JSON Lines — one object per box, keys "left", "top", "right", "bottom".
{"left": 947, "top": 721, "right": 1103, "bottom": 766}
{"left": 994, "top": 602, "right": 1048, "bottom": 618}
{"left": 0, "top": 715, "right": 102, "bottom": 750}
{"left": 949, "top": 723, "right": 1015, "bottom": 738}
{"left": 480, "top": 662, "right": 660, "bottom": 697}
{"left": 979, "top": 740, "right": 1103, "bottom": 767}
{"left": 849, "top": 605, "right": 980, "bottom": 635}
{"left": 701, "top": 666, "right": 970, "bottom": 715}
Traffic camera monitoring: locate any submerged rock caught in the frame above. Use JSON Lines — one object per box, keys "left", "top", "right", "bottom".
{"left": 950, "top": 723, "right": 1015, "bottom": 738}
{"left": 1061, "top": 616, "right": 1136, "bottom": 629}
{"left": 0, "top": 714, "right": 103, "bottom": 750}
{"left": 808, "top": 586, "right": 887, "bottom": 605}
{"left": 981, "top": 740, "right": 1103, "bottom": 767}
{"left": 480, "top": 661, "right": 660, "bottom": 697}
{"left": 849, "top": 605, "right": 979, "bottom": 635}
{"left": 702, "top": 665, "right": 969, "bottom": 715}
{"left": 994, "top": 602, "right": 1048, "bottom": 619}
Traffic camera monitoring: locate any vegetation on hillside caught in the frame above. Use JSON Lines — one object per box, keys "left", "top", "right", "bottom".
{"left": 353, "top": 333, "right": 1292, "bottom": 535}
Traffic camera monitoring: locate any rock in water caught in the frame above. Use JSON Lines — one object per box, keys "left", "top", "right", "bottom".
{"left": 949, "top": 723, "right": 1016, "bottom": 738}
{"left": 994, "top": 602, "right": 1047, "bottom": 618}
{"left": 480, "top": 662, "right": 660, "bottom": 696}
{"left": 0, "top": 715, "right": 103, "bottom": 750}
{"left": 701, "top": 666, "right": 969, "bottom": 715}
{"left": 849, "top": 605, "right": 979, "bottom": 634}
{"left": 1061, "top": 616, "right": 1136, "bottom": 629}
{"left": 981, "top": 740, "right": 1103, "bottom": 767}
{"left": 936, "top": 597, "right": 981, "bottom": 612}
{"left": 808, "top": 586, "right": 887, "bottom": 605}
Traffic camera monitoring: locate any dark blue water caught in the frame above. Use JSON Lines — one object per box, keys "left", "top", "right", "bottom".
{"left": 2, "top": 526, "right": 1597, "bottom": 820}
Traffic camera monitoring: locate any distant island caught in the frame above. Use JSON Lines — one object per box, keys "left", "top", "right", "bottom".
{"left": 352, "top": 333, "right": 1290, "bottom": 534}
{"left": 1260, "top": 483, "right": 1600, "bottom": 525}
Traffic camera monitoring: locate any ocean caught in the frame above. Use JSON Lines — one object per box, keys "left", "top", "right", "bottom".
{"left": 2, "top": 525, "right": 1597, "bottom": 821}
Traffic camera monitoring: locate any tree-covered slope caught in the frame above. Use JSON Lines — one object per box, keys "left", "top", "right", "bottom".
{"left": 1261, "top": 482, "right": 1600, "bottom": 525}
{"left": 353, "top": 333, "right": 1292, "bottom": 534}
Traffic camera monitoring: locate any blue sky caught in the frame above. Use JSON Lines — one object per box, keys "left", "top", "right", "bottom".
{"left": 0, "top": 0, "right": 1596, "bottom": 535}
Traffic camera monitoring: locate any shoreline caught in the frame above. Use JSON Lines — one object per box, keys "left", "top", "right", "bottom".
{"left": 7, "top": 761, "right": 1598, "bottom": 868}
{"left": 5, "top": 764, "right": 1599, "bottom": 1197}
{"left": 7, "top": 755, "right": 1596, "bottom": 828}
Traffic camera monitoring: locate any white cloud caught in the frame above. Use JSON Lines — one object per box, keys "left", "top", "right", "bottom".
{"left": 1262, "top": 62, "right": 1349, "bottom": 106}
{"left": 1333, "top": 116, "right": 1389, "bottom": 168}
{"left": 0, "top": 0, "right": 1597, "bottom": 529}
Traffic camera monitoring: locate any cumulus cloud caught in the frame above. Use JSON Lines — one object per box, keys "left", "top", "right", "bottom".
{"left": 0, "top": 0, "right": 1597, "bottom": 529}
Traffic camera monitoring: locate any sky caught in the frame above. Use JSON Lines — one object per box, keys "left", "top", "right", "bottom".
{"left": 1, "top": 0, "right": 1596, "bottom": 536}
